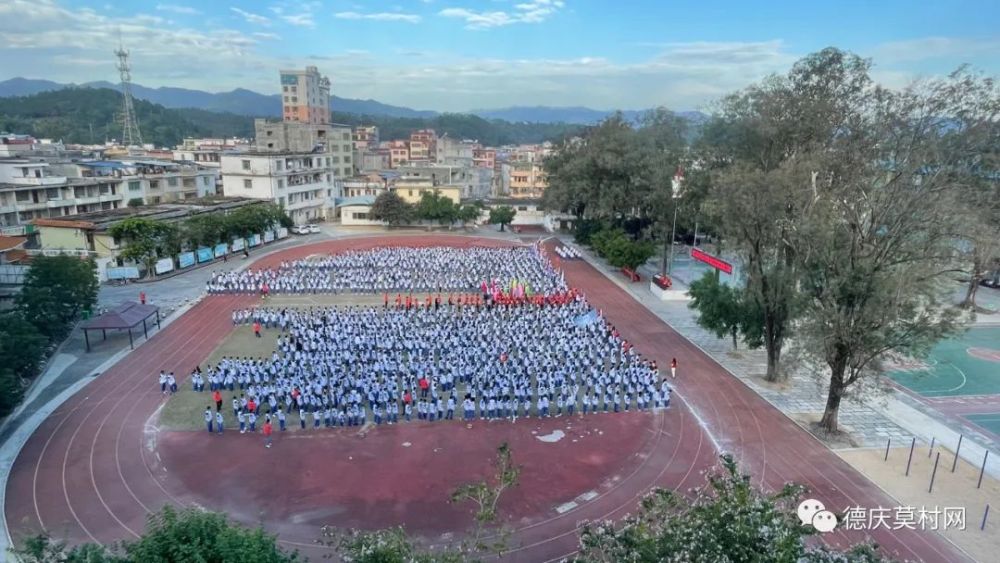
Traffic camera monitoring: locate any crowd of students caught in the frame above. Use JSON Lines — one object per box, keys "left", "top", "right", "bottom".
{"left": 204, "top": 244, "right": 567, "bottom": 296}
{"left": 196, "top": 298, "right": 671, "bottom": 436}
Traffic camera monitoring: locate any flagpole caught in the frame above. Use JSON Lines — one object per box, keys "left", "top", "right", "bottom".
{"left": 667, "top": 202, "right": 678, "bottom": 275}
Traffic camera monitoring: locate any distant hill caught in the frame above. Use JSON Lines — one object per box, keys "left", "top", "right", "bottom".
{"left": 0, "top": 87, "right": 257, "bottom": 147}
{"left": 0, "top": 78, "right": 439, "bottom": 119}
{"left": 0, "top": 87, "right": 584, "bottom": 148}
{"left": 0, "top": 77, "right": 704, "bottom": 125}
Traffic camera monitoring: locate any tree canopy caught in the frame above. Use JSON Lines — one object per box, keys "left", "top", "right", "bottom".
{"left": 573, "top": 455, "right": 890, "bottom": 563}
{"left": 11, "top": 506, "right": 299, "bottom": 563}
{"left": 369, "top": 192, "right": 413, "bottom": 226}
{"left": 16, "top": 255, "right": 99, "bottom": 342}
{"left": 694, "top": 49, "right": 998, "bottom": 431}
{"left": 488, "top": 206, "right": 517, "bottom": 231}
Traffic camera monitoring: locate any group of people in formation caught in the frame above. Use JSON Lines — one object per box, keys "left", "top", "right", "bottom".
{"left": 204, "top": 244, "right": 566, "bottom": 296}
{"left": 195, "top": 297, "right": 672, "bottom": 440}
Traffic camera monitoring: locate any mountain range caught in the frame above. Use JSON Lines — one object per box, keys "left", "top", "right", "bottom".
{"left": 0, "top": 77, "right": 705, "bottom": 125}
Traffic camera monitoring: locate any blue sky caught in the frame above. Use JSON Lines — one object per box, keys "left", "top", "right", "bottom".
{"left": 1, "top": 0, "right": 997, "bottom": 111}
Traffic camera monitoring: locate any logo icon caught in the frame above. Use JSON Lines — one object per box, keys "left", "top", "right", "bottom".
{"left": 798, "top": 499, "right": 838, "bottom": 533}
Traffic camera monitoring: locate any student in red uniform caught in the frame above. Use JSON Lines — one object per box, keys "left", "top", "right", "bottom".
{"left": 418, "top": 376, "right": 430, "bottom": 398}
{"left": 253, "top": 320, "right": 262, "bottom": 338}
{"left": 212, "top": 389, "right": 223, "bottom": 412}
{"left": 670, "top": 357, "right": 677, "bottom": 379}
{"left": 262, "top": 417, "right": 273, "bottom": 448}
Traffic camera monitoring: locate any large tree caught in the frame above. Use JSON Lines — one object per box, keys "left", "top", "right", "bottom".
{"left": 488, "top": 206, "right": 517, "bottom": 232}
{"left": 702, "top": 48, "right": 878, "bottom": 381}
{"left": 16, "top": 255, "right": 99, "bottom": 341}
{"left": 798, "top": 68, "right": 996, "bottom": 433}
{"left": 415, "top": 190, "right": 459, "bottom": 226}
{"left": 370, "top": 192, "right": 413, "bottom": 227}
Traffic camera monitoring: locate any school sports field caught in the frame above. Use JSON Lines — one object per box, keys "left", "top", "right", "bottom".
{"left": 3, "top": 235, "right": 971, "bottom": 562}
{"left": 887, "top": 326, "right": 1000, "bottom": 440}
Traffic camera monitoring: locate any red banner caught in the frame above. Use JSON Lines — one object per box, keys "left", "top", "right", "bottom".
{"left": 690, "top": 248, "right": 733, "bottom": 274}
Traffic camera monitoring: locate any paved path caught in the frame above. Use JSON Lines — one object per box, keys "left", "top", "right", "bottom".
{"left": 3, "top": 234, "right": 971, "bottom": 562}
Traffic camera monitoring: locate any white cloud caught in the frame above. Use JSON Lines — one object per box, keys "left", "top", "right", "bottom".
{"left": 871, "top": 36, "right": 1000, "bottom": 64}
{"left": 335, "top": 11, "right": 422, "bottom": 23}
{"left": 281, "top": 13, "right": 315, "bottom": 27}
{"left": 253, "top": 31, "right": 282, "bottom": 40}
{"left": 230, "top": 7, "right": 270, "bottom": 26}
{"left": 155, "top": 3, "right": 200, "bottom": 15}
{"left": 269, "top": 1, "right": 318, "bottom": 27}
{"left": 439, "top": 0, "right": 565, "bottom": 29}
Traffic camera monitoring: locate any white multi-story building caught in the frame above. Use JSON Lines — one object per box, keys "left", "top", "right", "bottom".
{"left": 220, "top": 152, "right": 341, "bottom": 224}
{"left": 0, "top": 158, "right": 124, "bottom": 228}
{"left": 64, "top": 160, "right": 218, "bottom": 206}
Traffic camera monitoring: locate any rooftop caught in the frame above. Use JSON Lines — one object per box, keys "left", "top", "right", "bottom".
{"left": 31, "top": 196, "right": 265, "bottom": 232}
{"left": 0, "top": 235, "right": 27, "bottom": 253}
{"left": 335, "top": 195, "right": 377, "bottom": 207}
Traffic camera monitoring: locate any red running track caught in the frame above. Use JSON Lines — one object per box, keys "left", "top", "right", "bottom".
{"left": 3, "top": 235, "right": 970, "bottom": 562}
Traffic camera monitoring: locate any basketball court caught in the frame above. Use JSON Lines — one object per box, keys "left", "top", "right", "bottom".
{"left": 887, "top": 327, "right": 1000, "bottom": 398}
{"left": 887, "top": 326, "right": 1000, "bottom": 440}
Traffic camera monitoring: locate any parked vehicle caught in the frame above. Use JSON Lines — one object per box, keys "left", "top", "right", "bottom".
{"left": 291, "top": 225, "right": 310, "bottom": 235}
{"left": 307, "top": 224, "right": 321, "bottom": 234}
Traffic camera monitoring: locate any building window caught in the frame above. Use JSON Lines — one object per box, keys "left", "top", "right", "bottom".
{"left": 244, "top": 179, "right": 253, "bottom": 189}
{"left": 241, "top": 160, "right": 251, "bottom": 171}
{"left": 167, "top": 177, "right": 178, "bottom": 187}
{"left": 353, "top": 212, "right": 368, "bottom": 220}
{"left": 275, "top": 161, "right": 282, "bottom": 171}
{"left": 149, "top": 180, "right": 159, "bottom": 189}
{"left": 203, "top": 176, "right": 211, "bottom": 186}
{"left": 518, "top": 206, "right": 528, "bottom": 211}
{"left": 278, "top": 179, "right": 284, "bottom": 188}
{"left": 343, "top": 144, "right": 350, "bottom": 152}
{"left": 128, "top": 181, "right": 141, "bottom": 192}
{"left": 331, "top": 156, "right": 339, "bottom": 164}
{"left": 408, "top": 190, "right": 413, "bottom": 197}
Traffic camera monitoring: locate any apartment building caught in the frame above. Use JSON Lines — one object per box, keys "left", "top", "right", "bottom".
{"left": 221, "top": 152, "right": 340, "bottom": 224}
{"left": 173, "top": 137, "right": 250, "bottom": 169}
{"left": 410, "top": 129, "right": 437, "bottom": 160}
{"left": 68, "top": 160, "right": 218, "bottom": 205}
{"left": 356, "top": 148, "right": 391, "bottom": 173}
{"left": 254, "top": 119, "right": 353, "bottom": 163}
{"left": 386, "top": 140, "right": 410, "bottom": 168}
{"left": 352, "top": 126, "right": 379, "bottom": 150}
{"left": 0, "top": 158, "right": 123, "bottom": 228}
{"left": 473, "top": 148, "right": 496, "bottom": 170}
{"left": 280, "top": 66, "right": 331, "bottom": 125}
{"left": 509, "top": 162, "right": 547, "bottom": 198}
{"left": 395, "top": 163, "right": 492, "bottom": 200}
